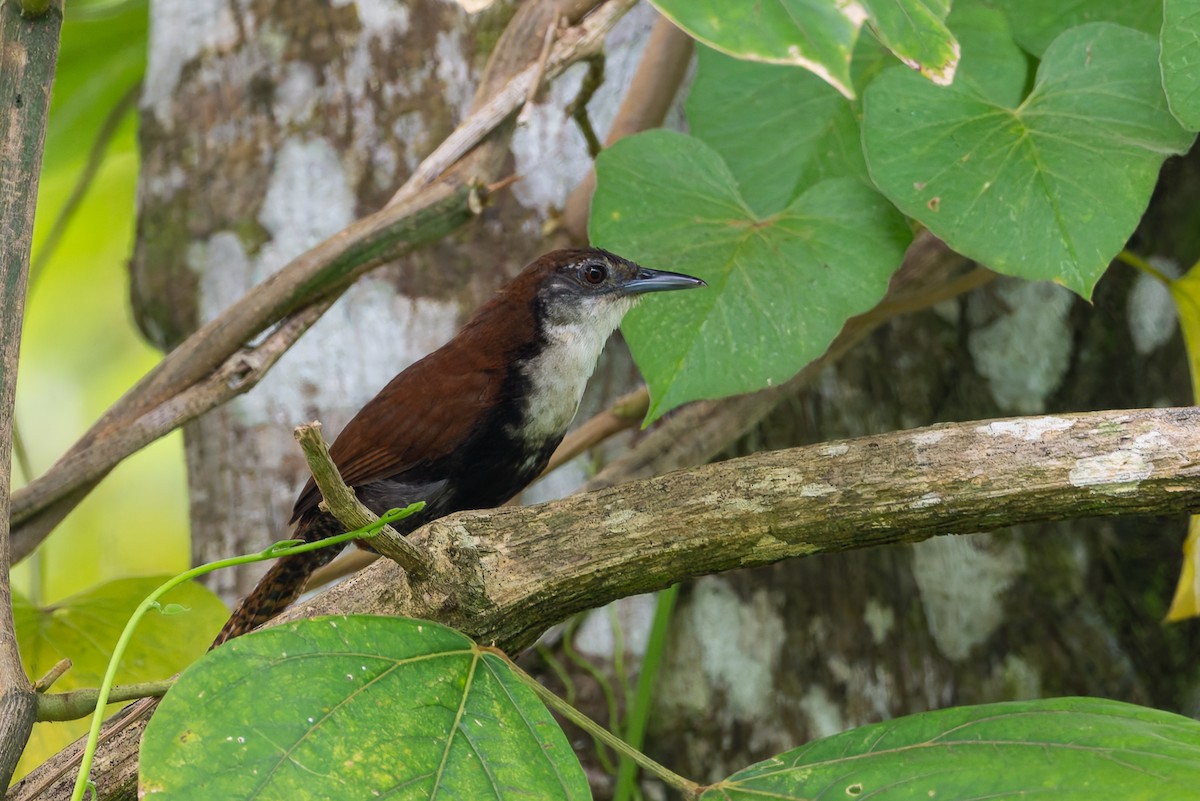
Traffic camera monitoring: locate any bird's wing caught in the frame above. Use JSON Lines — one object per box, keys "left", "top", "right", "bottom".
{"left": 290, "top": 351, "right": 506, "bottom": 523}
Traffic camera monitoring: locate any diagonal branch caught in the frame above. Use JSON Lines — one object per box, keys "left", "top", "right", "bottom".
{"left": 293, "top": 423, "right": 432, "bottom": 577}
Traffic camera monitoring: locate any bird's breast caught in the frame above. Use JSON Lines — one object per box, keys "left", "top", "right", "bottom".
{"left": 510, "top": 319, "right": 612, "bottom": 447}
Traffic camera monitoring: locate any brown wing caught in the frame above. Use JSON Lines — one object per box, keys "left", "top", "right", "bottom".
{"left": 290, "top": 340, "right": 507, "bottom": 523}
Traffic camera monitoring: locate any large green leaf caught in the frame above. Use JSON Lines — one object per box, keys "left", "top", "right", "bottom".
{"left": 701, "top": 697, "right": 1200, "bottom": 799}
{"left": 863, "top": 23, "right": 1193, "bottom": 298}
{"left": 1163, "top": 0, "right": 1200, "bottom": 130}
{"left": 140, "top": 616, "right": 588, "bottom": 800}
{"left": 992, "top": 0, "right": 1161, "bottom": 55}
{"left": 591, "top": 131, "right": 910, "bottom": 421}
{"left": 687, "top": 45, "right": 867, "bottom": 217}
{"left": 13, "top": 578, "right": 226, "bottom": 777}
{"left": 650, "top": 0, "right": 864, "bottom": 97}
{"left": 862, "top": 0, "right": 959, "bottom": 85}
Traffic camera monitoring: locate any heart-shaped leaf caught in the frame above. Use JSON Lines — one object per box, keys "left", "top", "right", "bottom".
{"left": 650, "top": 0, "right": 864, "bottom": 98}
{"left": 863, "top": 22, "right": 1193, "bottom": 298}
{"left": 140, "top": 616, "right": 587, "bottom": 800}
{"left": 863, "top": 0, "right": 959, "bottom": 85}
{"left": 591, "top": 130, "right": 910, "bottom": 421}
{"left": 701, "top": 697, "right": 1200, "bottom": 799}
{"left": 687, "top": 45, "right": 868, "bottom": 217}
{"left": 1163, "top": 0, "right": 1200, "bottom": 130}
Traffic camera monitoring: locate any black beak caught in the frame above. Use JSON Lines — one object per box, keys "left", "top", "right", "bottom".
{"left": 620, "top": 266, "right": 707, "bottom": 296}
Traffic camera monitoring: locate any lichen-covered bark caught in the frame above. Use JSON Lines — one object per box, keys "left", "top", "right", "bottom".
{"left": 131, "top": 0, "right": 659, "bottom": 602}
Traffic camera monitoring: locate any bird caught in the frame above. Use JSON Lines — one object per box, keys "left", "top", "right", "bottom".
{"left": 213, "top": 247, "right": 704, "bottom": 645}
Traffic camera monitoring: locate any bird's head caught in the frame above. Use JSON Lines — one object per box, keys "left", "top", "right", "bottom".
{"left": 532, "top": 247, "right": 705, "bottom": 330}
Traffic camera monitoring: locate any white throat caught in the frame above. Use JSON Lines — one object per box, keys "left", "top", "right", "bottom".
{"left": 515, "top": 296, "right": 635, "bottom": 446}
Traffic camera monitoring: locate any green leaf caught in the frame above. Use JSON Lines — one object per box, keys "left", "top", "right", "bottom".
{"left": 863, "top": 23, "right": 1193, "bottom": 298}
{"left": 650, "top": 0, "right": 864, "bottom": 98}
{"left": 1163, "top": 0, "right": 1200, "bottom": 130}
{"left": 701, "top": 697, "right": 1200, "bottom": 799}
{"left": 13, "top": 577, "right": 226, "bottom": 687}
{"left": 687, "top": 45, "right": 867, "bottom": 217}
{"left": 947, "top": 1, "right": 1029, "bottom": 107}
{"left": 591, "top": 131, "right": 911, "bottom": 421}
{"left": 992, "top": 0, "right": 1161, "bottom": 56}
{"left": 862, "top": 0, "right": 960, "bottom": 85}
{"left": 13, "top": 578, "right": 226, "bottom": 777}
{"left": 140, "top": 616, "right": 588, "bottom": 800}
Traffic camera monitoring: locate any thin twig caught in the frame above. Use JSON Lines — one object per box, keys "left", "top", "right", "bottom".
{"left": 516, "top": 15, "right": 559, "bottom": 124}
{"left": 32, "top": 659, "right": 71, "bottom": 693}
{"left": 389, "top": 0, "right": 638, "bottom": 207}
{"left": 560, "top": 13, "right": 694, "bottom": 240}
{"left": 294, "top": 423, "right": 432, "bottom": 578}
{"left": 27, "top": 82, "right": 140, "bottom": 290}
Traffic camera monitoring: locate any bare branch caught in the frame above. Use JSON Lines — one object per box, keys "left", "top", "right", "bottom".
{"left": 388, "top": 0, "right": 637, "bottom": 207}
{"left": 11, "top": 296, "right": 333, "bottom": 544}
{"left": 35, "top": 681, "right": 172, "bottom": 723}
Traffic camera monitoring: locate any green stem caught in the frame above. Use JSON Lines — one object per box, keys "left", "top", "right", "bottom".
{"left": 1116, "top": 249, "right": 1172, "bottom": 285}
{"left": 615, "top": 585, "right": 679, "bottom": 801}
{"left": 38, "top": 678, "right": 175, "bottom": 722}
{"left": 69, "top": 503, "right": 423, "bottom": 801}
{"left": 561, "top": 615, "right": 620, "bottom": 773}
{"left": 488, "top": 645, "right": 701, "bottom": 799}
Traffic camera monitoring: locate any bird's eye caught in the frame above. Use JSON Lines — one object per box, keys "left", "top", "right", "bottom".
{"left": 581, "top": 262, "right": 608, "bottom": 285}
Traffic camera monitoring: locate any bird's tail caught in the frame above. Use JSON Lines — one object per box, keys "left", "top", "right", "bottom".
{"left": 211, "top": 537, "right": 342, "bottom": 648}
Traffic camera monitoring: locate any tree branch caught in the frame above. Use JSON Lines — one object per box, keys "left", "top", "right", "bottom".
{"left": 277, "top": 407, "right": 1200, "bottom": 650}
{"left": 0, "top": 0, "right": 63, "bottom": 787}
{"left": 35, "top": 681, "right": 172, "bottom": 723}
